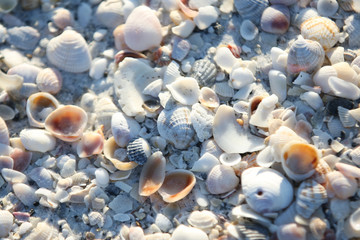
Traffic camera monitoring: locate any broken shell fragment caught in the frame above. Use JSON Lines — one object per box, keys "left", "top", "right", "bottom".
{"left": 103, "top": 137, "right": 138, "bottom": 171}
{"left": 26, "top": 92, "right": 59, "bottom": 128}
{"left": 167, "top": 77, "right": 201, "bottom": 105}
{"left": 76, "top": 126, "right": 104, "bottom": 158}
{"left": 206, "top": 165, "right": 239, "bottom": 194}
{"left": 0, "top": 70, "right": 23, "bottom": 91}
{"left": 198, "top": 87, "right": 219, "bottom": 109}
{"left": 326, "top": 171, "right": 357, "bottom": 199}
{"left": 127, "top": 138, "right": 151, "bottom": 165}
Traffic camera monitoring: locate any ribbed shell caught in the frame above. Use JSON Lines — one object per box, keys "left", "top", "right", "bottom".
{"left": 234, "top": 0, "right": 269, "bottom": 24}
{"left": 95, "top": 0, "right": 123, "bottom": 29}
{"left": 7, "top": 26, "right": 40, "bottom": 50}
{"left": 287, "top": 36, "right": 325, "bottom": 74}
{"left": 0, "top": 210, "right": 13, "bottom": 238}
{"left": 46, "top": 29, "right": 91, "bottom": 73}
{"left": 127, "top": 138, "right": 151, "bottom": 165}
{"left": 111, "top": 112, "right": 141, "bottom": 148}
{"left": 206, "top": 165, "right": 239, "bottom": 194}
{"left": 296, "top": 179, "right": 327, "bottom": 219}
{"left": 36, "top": 68, "right": 62, "bottom": 94}
{"left": 0, "top": 117, "right": 9, "bottom": 145}
{"left": 187, "top": 210, "right": 218, "bottom": 229}
{"left": 157, "top": 106, "right": 195, "bottom": 150}
{"left": 344, "top": 15, "right": 360, "bottom": 48}
{"left": 300, "top": 16, "right": 340, "bottom": 50}
{"left": 188, "top": 59, "right": 217, "bottom": 87}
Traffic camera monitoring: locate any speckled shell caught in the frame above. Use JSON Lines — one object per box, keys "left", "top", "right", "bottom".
{"left": 36, "top": 68, "right": 62, "bottom": 94}
{"left": 260, "top": 5, "right": 290, "bottom": 34}
{"left": 300, "top": 16, "right": 340, "bottom": 50}
{"left": 157, "top": 106, "right": 195, "bottom": 150}
{"left": 287, "top": 36, "right": 325, "bottom": 74}
{"left": 0, "top": 210, "right": 13, "bottom": 238}
{"left": 0, "top": 117, "right": 9, "bottom": 145}
{"left": 295, "top": 179, "right": 327, "bottom": 219}
{"left": 95, "top": 0, "right": 124, "bottom": 29}
{"left": 206, "top": 165, "right": 239, "bottom": 194}
{"left": 344, "top": 14, "right": 360, "bottom": 48}
{"left": 46, "top": 29, "right": 91, "bottom": 73}
{"left": 234, "top": 0, "right": 269, "bottom": 24}
{"left": 127, "top": 138, "right": 151, "bottom": 165}
{"left": 26, "top": 92, "right": 59, "bottom": 128}
{"left": 188, "top": 59, "right": 217, "bottom": 87}
{"left": 7, "top": 26, "right": 40, "bottom": 50}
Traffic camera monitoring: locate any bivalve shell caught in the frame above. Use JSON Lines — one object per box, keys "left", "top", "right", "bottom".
{"left": 0, "top": 117, "right": 9, "bottom": 145}
{"left": 7, "top": 63, "right": 41, "bottom": 84}
{"left": 26, "top": 92, "right": 59, "bottom": 128}
{"left": 339, "top": 0, "right": 360, "bottom": 12}
{"left": 36, "top": 68, "right": 62, "bottom": 94}
{"left": 206, "top": 165, "right": 239, "bottom": 194}
{"left": 240, "top": 20, "right": 259, "bottom": 41}
{"left": 188, "top": 59, "right": 217, "bottom": 87}
{"left": 76, "top": 126, "right": 104, "bottom": 158}
{"left": 234, "top": 0, "right": 269, "bottom": 24}
{"left": 171, "top": 225, "right": 208, "bottom": 240}
{"left": 167, "top": 77, "right": 200, "bottom": 105}
{"left": 187, "top": 210, "right": 218, "bottom": 230}
{"left": 127, "top": 138, "right": 151, "bottom": 165}
{"left": 198, "top": 87, "right": 219, "bottom": 109}
{"left": 0, "top": 210, "right": 13, "bottom": 238}
{"left": 260, "top": 5, "right": 290, "bottom": 34}
{"left": 95, "top": 0, "right": 123, "bottom": 29}
{"left": 7, "top": 26, "right": 40, "bottom": 50}
{"left": 20, "top": 129, "right": 56, "bottom": 153}
{"left": 317, "top": 0, "right": 339, "bottom": 17}
{"left": 344, "top": 14, "right": 360, "bottom": 48}
{"left": 326, "top": 171, "right": 357, "bottom": 199}
{"left": 13, "top": 183, "right": 39, "bottom": 206}
{"left": 46, "top": 29, "right": 92, "bottom": 73}
{"left": 52, "top": 8, "right": 74, "bottom": 29}
{"left": 313, "top": 66, "right": 337, "bottom": 93}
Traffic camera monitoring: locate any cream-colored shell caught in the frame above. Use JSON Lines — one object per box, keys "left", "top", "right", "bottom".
{"left": 26, "top": 92, "right": 59, "bottom": 128}
{"left": 187, "top": 210, "right": 218, "bottom": 230}
{"left": 313, "top": 66, "right": 337, "bottom": 93}
{"left": 171, "top": 225, "right": 209, "bottom": 240}
{"left": 0, "top": 210, "right": 13, "bottom": 238}
{"left": 0, "top": 70, "right": 23, "bottom": 91}
{"left": 95, "top": 0, "right": 123, "bottom": 29}
{"left": 198, "top": 87, "right": 219, "bottom": 109}
{"left": 20, "top": 129, "right": 56, "bottom": 153}
{"left": 0, "top": 117, "right": 9, "bottom": 145}
{"left": 36, "top": 68, "right": 62, "bottom": 94}
{"left": 326, "top": 171, "right": 357, "bottom": 199}
{"left": 167, "top": 77, "right": 200, "bottom": 105}
{"left": 206, "top": 165, "right": 239, "bottom": 194}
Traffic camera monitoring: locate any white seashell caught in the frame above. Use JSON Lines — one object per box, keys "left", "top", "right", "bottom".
{"left": 94, "top": 168, "right": 109, "bottom": 188}
{"left": 88, "top": 211, "right": 104, "bottom": 227}
{"left": 104, "top": 137, "right": 138, "bottom": 171}
{"left": 77, "top": 2, "right": 92, "bottom": 28}
{"left": 190, "top": 103, "right": 214, "bottom": 142}
{"left": 337, "top": 106, "right": 356, "bottom": 128}
{"left": 29, "top": 167, "right": 53, "bottom": 189}
{"left": 332, "top": 61, "right": 359, "bottom": 85}
{"left": 213, "top": 105, "right": 265, "bottom": 153}
{"left": 26, "top": 92, "right": 59, "bottom": 128}
{"left": 0, "top": 0, "right": 18, "bottom": 13}
{"left": 171, "top": 225, "right": 208, "bottom": 240}
{"left": 0, "top": 210, "right": 13, "bottom": 238}
{"left": 277, "top": 223, "right": 306, "bottom": 240}
{"left": 0, "top": 156, "right": 13, "bottom": 170}
{"left": 312, "top": 66, "right": 337, "bottom": 93}
{"left": 198, "top": 87, "right": 219, "bottom": 109}
{"left": 249, "top": 94, "right": 278, "bottom": 128}
{"left": 317, "top": 0, "right": 339, "bottom": 17}
{"left": 36, "top": 68, "right": 62, "bottom": 94}
{"left": 294, "top": 8, "right": 320, "bottom": 29}
{"left": 52, "top": 8, "right": 73, "bottom": 29}
{"left": 111, "top": 112, "right": 140, "bottom": 148}
{"left": 269, "top": 70, "right": 286, "bottom": 102}
{"left": 25, "top": 222, "right": 57, "bottom": 240}
{"left": 157, "top": 106, "right": 195, "bottom": 149}
{"left": 94, "top": 97, "right": 118, "bottom": 130}
{"left": 260, "top": 5, "right": 290, "bottom": 34}
{"left": 95, "top": 0, "right": 123, "bottom": 28}
{"left": 167, "top": 77, "right": 200, "bottom": 105}
{"left": 7, "top": 26, "right": 40, "bottom": 50}
{"left": 187, "top": 210, "right": 218, "bottom": 230}
{"left": 191, "top": 152, "right": 220, "bottom": 173}
{"left": 143, "top": 79, "right": 163, "bottom": 98}
{"left": 229, "top": 67, "right": 255, "bottom": 89}
{"left": 124, "top": 6, "right": 162, "bottom": 52}
{"left": 20, "top": 129, "right": 56, "bottom": 152}
{"left": 138, "top": 151, "right": 166, "bottom": 196}
{"left": 234, "top": 0, "right": 269, "bottom": 24}
{"left": 328, "top": 76, "right": 360, "bottom": 100}
{"left": 240, "top": 20, "right": 258, "bottom": 41}
{"left": 326, "top": 171, "right": 357, "bottom": 199}
{"left": 193, "top": 6, "right": 218, "bottom": 30}
{"left": 1, "top": 168, "right": 27, "bottom": 184}
{"left": 76, "top": 126, "right": 104, "bottom": 158}
{"left": 0, "top": 117, "right": 9, "bottom": 145}
{"left": 163, "top": 61, "right": 181, "bottom": 86}
{"left": 309, "top": 217, "right": 327, "bottom": 240}
{"left": 89, "top": 58, "right": 107, "bottom": 80}
{"left": 206, "top": 165, "right": 239, "bottom": 194}
{"left": 46, "top": 29, "right": 92, "bottom": 73}
{"left": 0, "top": 70, "right": 23, "bottom": 91}
{"left": 213, "top": 47, "right": 238, "bottom": 73}
{"left": 242, "top": 167, "right": 293, "bottom": 214}
{"left": 219, "top": 153, "right": 242, "bottom": 167}
{"left": 158, "top": 169, "right": 196, "bottom": 202}
{"left": 344, "top": 208, "right": 360, "bottom": 238}
{"left": 213, "top": 82, "right": 234, "bottom": 98}
{"left": 45, "top": 105, "right": 88, "bottom": 142}
{"left": 299, "top": 91, "right": 324, "bottom": 110}
{"left": 344, "top": 14, "right": 360, "bottom": 48}
{"left": 326, "top": 47, "right": 344, "bottom": 65}
{"left": 300, "top": 16, "right": 340, "bottom": 50}
{"left": 13, "top": 183, "right": 39, "bottom": 206}
{"left": 7, "top": 63, "right": 41, "bottom": 84}
{"left": 270, "top": 47, "right": 288, "bottom": 73}
{"left": 188, "top": 59, "right": 217, "bottom": 87}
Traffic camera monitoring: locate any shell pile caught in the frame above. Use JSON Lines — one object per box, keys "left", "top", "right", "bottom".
{"left": 2, "top": 0, "right": 360, "bottom": 239}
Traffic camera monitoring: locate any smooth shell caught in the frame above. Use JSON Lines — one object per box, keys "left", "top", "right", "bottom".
{"left": 20, "top": 129, "right": 56, "bottom": 153}
{"left": 313, "top": 66, "right": 337, "bottom": 93}
{"left": 7, "top": 63, "right": 41, "bottom": 84}
{"left": 317, "top": 0, "right": 339, "bottom": 17}
{"left": 326, "top": 171, "right": 357, "bottom": 199}
{"left": 36, "top": 68, "right": 63, "bottom": 94}
{"left": 7, "top": 26, "right": 40, "bottom": 50}
{"left": 13, "top": 183, "right": 39, "bottom": 206}
{"left": 198, "top": 87, "right": 219, "bottom": 109}
{"left": 171, "top": 225, "right": 208, "bottom": 240}
{"left": 127, "top": 138, "right": 151, "bottom": 165}
{"left": 240, "top": 20, "right": 259, "bottom": 41}
{"left": 52, "top": 8, "right": 73, "bottom": 29}
{"left": 206, "top": 165, "right": 239, "bottom": 194}
{"left": 26, "top": 92, "right": 59, "bottom": 128}
{"left": 167, "top": 77, "right": 200, "bottom": 105}
{"left": 0, "top": 117, "right": 9, "bottom": 145}
{"left": 0, "top": 0, "right": 18, "bottom": 13}
{"left": 0, "top": 210, "right": 13, "bottom": 238}
{"left": 260, "top": 5, "right": 290, "bottom": 34}
{"left": 95, "top": 0, "right": 123, "bottom": 29}
{"left": 76, "top": 126, "right": 104, "bottom": 158}
{"left": 111, "top": 112, "right": 141, "bottom": 148}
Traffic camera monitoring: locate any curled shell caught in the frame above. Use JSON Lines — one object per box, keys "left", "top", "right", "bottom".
{"left": 52, "top": 8, "right": 74, "bottom": 29}
{"left": 167, "top": 77, "right": 201, "bottom": 105}
{"left": 198, "top": 87, "right": 219, "bottom": 109}
{"left": 127, "top": 138, "right": 151, "bottom": 165}
{"left": 26, "top": 92, "right": 59, "bottom": 128}
{"left": 138, "top": 151, "right": 166, "bottom": 196}
{"left": 158, "top": 169, "right": 196, "bottom": 203}
{"left": 0, "top": 210, "right": 13, "bottom": 238}
{"left": 46, "top": 29, "right": 92, "bottom": 73}
{"left": 76, "top": 126, "right": 104, "bottom": 158}
{"left": 326, "top": 171, "right": 357, "bottom": 199}
{"left": 36, "top": 68, "right": 63, "bottom": 94}
{"left": 7, "top": 26, "right": 40, "bottom": 50}
{"left": 45, "top": 105, "right": 88, "bottom": 142}
{"left": 188, "top": 59, "right": 217, "bottom": 87}
{"left": 206, "top": 165, "right": 239, "bottom": 194}
{"left": 95, "top": 0, "right": 123, "bottom": 29}
{"left": 242, "top": 167, "right": 293, "bottom": 214}
{"left": 20, "top": 129, "right": 56, "bottom": 153}
{"left": 0, "top": 117, "right": 9, "bottom": 145}
{"left": 234, "top": 0, "right": 269, "bottom": 24}
{"left": 260, "top": 5, "right": 290, "bottom": 34}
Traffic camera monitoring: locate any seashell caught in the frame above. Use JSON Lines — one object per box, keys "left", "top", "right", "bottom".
{"left": 124, "top": 6, "right": 162, "bottom": 52}
{"left": 312, "top": 158, "right": 332, "bottom": 184}
{"left": 213, "top": 105, "right": 264, "bottom": 153}
{"left": 190, "top": 103, "right": 214, "bottom": 142}
{"left": 281, "top": 141, "right": 320, "bottom": 181}
{"left": 337, "top": 106, "right": 356, "bottom": 127}
{"left": 13, "top": 183, "right": 39, "bottom": 206}
{"left": 0, "top": 0, "right": 18, "bottom": 13}
{"left": 25, "top": 222, "right": 57, "bottom": 240}
{"left": 127, "top": 138, "right": 151, "bottom": 165}
{"left": 242, "top": 167, "right": 293, "bottom": 214}
{"left": 287, "top": 36, "right": 325, "bottom": 74}
{"left": 198, "top": 87, "right": 219, "bottom": 109}
{"left": 270, "top": 0, "right": 297, "bottom": 5}
{"left": 152, "top": 46, "right": 172, "bottom": 67}
{"left": 158, "top": 169, "right": 196, "bottom": 203}
{"left": 229, "top": 67, "right": 255, "bottom": 89}
{"left": 206, "top": 165, "right": 239, "bottom": 194}
{"left": 240, "top": 19, "right": 258, "bottom": 41}
{"left": 312, "top": 66, "right": 337, "bottom": 93}
{"left": 317, "top": 0, "right": 339, "bottom": 17}
{"left": 326, "top": 171, "right": 357, "bottom": 199}
{"left": 295, "top": 179, "right": 327, "bottom": 219}
{"left": 94, "top": 97, "right": 118, "bottom": 130}
{"left": 328, "top": 76, "right": 360, "bottom": 100}
{"left": 332, "top": 62, "right": 358, "bottom": 85}
{"left": 188, "top": 59, "right": 217, "bottom": 87}
{"left": 177, "top": 0, "right": 198, "bottom": 18}
{"left": 52, "top": 8, "right": 73, "bottom": 29}
{"left": 294, "top": 8, "right": 319, "bottom": 29}
{"left": 1, "top": 168, "right": 27, "bottom": 184}
{"left": 103, "top": 137, "right": 138, "bottom": 171}
{"left": 219, "top": 153, "right": 242, "bottom": 167}
{"left": 113, "top": 24, "right": 127, "bottom": 51}
{"left": 76, "top": 126, "right": 104, "bottom": 158}
{"left": 187, "top": 210, "right": 218, "bottom": 230}
{"left": 336, "top": 162, "right": 360, "bottom": 179}
{"left": 46, "top": 29, "right": 92, "bottom": 73}
{"left": 45, "top": 105, "right": 88, "bottom": 142}
{"left": 0, "top": 117, "right": 9, "bottom": 145}
{"left": 157, "top": 105, "right": 195, "bottom": 150}
{"left": 0, "top": 70, "right": 23, "bottom": 91}
{"left": 0, "top": 156, "right": 13, "bottom": 170}
{"left": 138, "top": 151, "right": 166, "bottom": 196}
{"left": 36, "top": 68, "right": 62, "bottom": 94}
{"left": 344, "top": 208, "right": 360, "bottom": 238}
{"left": 234, "top": 0, "right": 269, "bottom": 24}
{"left": 300, "top": 91, "right": 323, "bottom": 110}
{"left": 77, "top": 2, "right": 92, "bottom": 28}
{"left": 344, "top": 15, "right": 360, "bottom": 49}
{"left": 163, "top": 61, "right": 181, "bottom": 86}
{"left": 171, "top": 38, "right": 191, "bottom": 62}
{"left": 0, "top": 210, "right": 13, "bottom": 238}
{"left": 10, "top": 148, "right": 32, "bottom": 172}
{"left": 0, "top": 105, "right": 14, "bottom": 120}
{"left": 20, "top": 129, "right": 56, "bottom": 153}
{"left": 26, "top": 92, "right": 59, "bottom": 128}
{"left": 249, "top": 94, "right": 278, "bottom": 128}
{"left": 7, "top": 63, "right": 41, "bottom": 84}
{"left": 229, "top": 220, "right": 270, "bottom": 240}
{"left": 339, "top": 0, "right": 360, "bottom": 12}
{"left": 166, "top": 77, "right": 200, "bottom": 105}
{"left": 94, "top": 168, "right": 109, "bottom": 188}
{"left": 111, "top": 112, "right": 140, "bottom": 148}
{"left": 7, "top": 26, "right": 40, "bottom": 50}
{"left": 171, "top": 225, "right": 208, "bottom": 240}
{"left": 277, "top": 223, "right": 306, "bottom": 240}
{"left": 300, "top": 16, "right": 339, "bottom": 50}
{"left": 88, "top": 211, "right": 104, "bottom": 227}
{"left": 214, "top": 47, "right": 239, "bottom": 73}
{"left": 20, "top": 0, "right": 39, "bottom": 10}
{"left": 260, "top": 5, "right": 290, "bottom": 34}
{"left": 29, "top": 167, "right": 53, "bottom": 189}
{"left": 309, "top": 217, "right": 327, "bottom": 240}
{"left": 95, "top": 0, "right": 123, "bottom": 29}
{"left": 269, "top": 70, "right": 287, "bottom": 102}
{"left": 191, "top": 152, "right": 220, "bottom": 173}
{"left": 213, "top": 82, "right": 234, "bottom": 98}
{"left": 143, "top": 79, "right": 163, "bottom": 98}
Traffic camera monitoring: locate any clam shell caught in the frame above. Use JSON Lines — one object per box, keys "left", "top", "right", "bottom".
{"left": 157, "top": 105, "right": 195, "bottom": 150}
{"left": 138, "top": 151, "right": 166, "bottom": 196}
{"left": 7, "top": 63, "right": 41, "bottom": 84}
{"left": 269, "top": 70, "right": 287, "bottom": 102}
{"left": 7, "top": 26, "right": 40, "bottom": 50}
{"left": 142, "top": 79, "right": 163, "bottom": 98}
{"left": 187, "top": 210, "right": 218, "bottom": 230}
{"left": 313, "top": 66, "right": 337, "bottom": 94}
{"left": 190, "top": 103, "right": 214, "bottom": 142}
{"left": 0, "top": 0, "right": 18, "bottom": 13}
{"left": 26, "top": 92, "right": 59, "bottom": 128}
{"left": 20, "top": 129, "right": 56, "bottom": 153}
{"left": 127, "top": 138, "right": 151, "bottom": 165}
{"left": 158, "top": 169, "right": 196, "bottom": 203}
{"left": 104, "top": 136, "right": 138, "bottom": 171}
{"left": 188, "top": 59, "right": 217, "bottom": 87}
{"left": 242, "top": 167, "right": 293, "bottom": 214}
{"left": 336, "top": 162, "right": 360, "bottom": 179}
{"left": 1, "top": 168, "right": 27, "bottom": 183}
{"left": 294, "top": 8, "right": 319, "bottom": 29}
{"left": 76, "top": 126, "right": 104, "bottom": 158}
{"left": 52, "top": 8, "right": 73, "bottom": 29}
{"left": 213, "top": 81, "right": 234, "bottom": 98}
{"left": 167, "top": 77, "right": 200, "bottom": 105}
{"left": 337, "top": 106, "right": 356, "bottom": 128}
{"left": 300, "top": 16, "right": 339, "bottom": 50}
{"left": 171, "top": 225, "right": 208, "bottom": 240}
{"left": 287, "top": 36, "right": 325, "bottom": 74}
{"left": 260, "top": 5, "right": 290, "bottom": 34}
{"left": 240, "top": 20, "right": 259, "bottom": 41}
{"left": 46, "top": 29, "right": 92, "bottom": 73}
{"left": 0, "top": 117, "right": 9, "bottom": 145}
{"left": 191, "top": 152, "right": 220, "bottom": 173}
{"left": 206, "top": 165, "right": 239, "bottom": 194}
{"left": 95, "top": 0, "right": 123, "bottom": 29}
{"left": 234, "top": 0, "right": 269, "bottom": 24}
{"left": 13, "top": 183, "right": 39, "bottom": 206}
{"left": 45, "top": 105, "right": 88, "bottom": 142}
{"left": 0, "top": 210, "right": 13, "bottom": 238}
{"left": 124, "top": 6, "right": 162, "bottom": 52}
{"left": 25, "top": 222, "right": 57, "bottom": 240}
{"left": 29, "top": 167, "right": 53, "bottom": 189}
{"left": 198, "top": 87, "right": 219, "bottom": 109}
{"left": 326, "top": 171, "right": 357, "bottom": 199}
{"left": 94, "top": 97, "right": 118, "bottom": 130}
{"left": 317, "top": 0, "right": 339, "bottom": 17}
{"left": 295, "top": 179, "right": 327, "bottom": 219}
{"left": 231, "top": 220, "right": 270, "bottom": 240}
{"left": 111, "top": 112, "right": 140, "bottom": 148}
{"left": 36, "top": 68, "right": 62, "bottom": 94}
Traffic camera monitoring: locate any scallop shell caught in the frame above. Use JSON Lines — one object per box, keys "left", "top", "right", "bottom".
{"left": 46, "top": 29, "right": 92, "bottom": 73}
{"left": 7, "top": 63, "right": 41, "bottom": 84}
{"left": 0, "top": 0, "right": 18, "bottom": 13}
{"left": 111, "top": 112, "right": 140, "bottom": 148}
{"left": 52, "top": 8, "right": 73, "bottom": 29}
{"left": 26, "top": 92, "right": 59, "bottom": 128}
{"left": 213, "top": 81, "right": 234, "bottom": 98}
{"left": 344, "top": 15, "right": 360, "bottom": 48}
{"left": 1, "top": 168, "right": 27, "bottom": 184}
{"left": 198, "top": 87, "right": 219, "bottom": 109}
{"left": 0, "top": 210, "right": 14, "bottom": 238}
{"left": 295, "top": 179, "right": 327, "bottom": 219}
{"left": 25, "top": 222, "right": 57, "bottom": 240}
{"left": 7, "top": 26, "right": 40, "bottom": 50}
{"left": 326, "top": 171, "right": 357, "bottom": 199}
{"left": 167, "top": 77, "right": 200, "bottom": 105}
{"left": 127, "top": 138, "right": 151, "bottom": 165}
{"left": 234, "top": 0, "right": 269, "bottom": 24}
{"left": 206, "top": 165, "right": 239, "bottom": 194}
{"left": 0, "top": 117, "right": 9, "bottom": 145}
{"left": 44, "top": 105, "right": 88, "bottom": 142}
{"left": 138, "top": 151, "right": 166, "bottom": 196}
{"left": 287, "top": 36, "right": 325, "bottom": 74}
{"left": 20, "top": 129, "right": 56, "bottom": 153}
{"left": 240, "top": 20, "right": 259, "bottom": 41}
{"left": 187, "top": 210, "right": 218, "bottom": 230}
{"left": 94, "top": 97, "right": 118, "bottom": 131}
{"left": 188, "top": 59, "right": 217, "bottom": 87}
{"left": 158, "top": 169, "right": 196, "bottom": 203}
{"left": 76, "top": 126, "right": 104, "bottom": 158}
{"left": 36, "top": 68, "right": 62, "bottom": 94}
{"left": 260, "top": 5, "right": 290, "bottom": 34}
{"left": 171, "top": 225, "right": 208, "bottom": 240}
{"left": 157, "top": 105, "right": 195, "bottom": 150}
{"left": 300, "top": 16, "right": 339, "bottom": 50}
{"left": 104, "top": 137, "right": 138, "bottom": 171}
{"left": 95, "top": 0, "right": 123, "bottom": 29}
{"left": 242, "top": 167, "right": 293, "bottom": 214}
{"left": 124, "top": 6, "right": 162, "bottom": 52}
{"left": 317, "top": 0, "right": 339, "bottom": 17}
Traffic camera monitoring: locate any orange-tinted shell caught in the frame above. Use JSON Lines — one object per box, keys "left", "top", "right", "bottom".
{"left": 76, "top": 125, "right": 104, "bottom": 158}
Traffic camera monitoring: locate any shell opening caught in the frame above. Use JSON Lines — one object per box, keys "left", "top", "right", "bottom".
{"left": 283, "top": 143, "right": 319, "bottom": 175}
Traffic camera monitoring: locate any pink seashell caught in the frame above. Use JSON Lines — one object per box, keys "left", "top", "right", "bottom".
{"left": 335, "top": 162, "right": 360, "bottom": 179}
{"left": 36, "top": 68, "right": 63, "bottom": 94}
{"left": 177, "top": 0, "right": 198, "bottom": 18}
{"left": 76, "top": 125, "right": 105, "bottom": 158}
{"left": 326, "top": 171, "right": 357, "bottom": 199}
{"left": 260, "top": 5, "right": 290, "bottom": 34}
{"left": 52, "top": 8, "right": 74, "bottom": 29}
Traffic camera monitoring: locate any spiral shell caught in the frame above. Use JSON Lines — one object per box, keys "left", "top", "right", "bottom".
{"left": 0, "top": 210, "right": 13, "bottom": 238}
{"left": 95, "top": 0, "right": 123, "bottom": 29}
{"left": 260, "top": 5, "right": 290, "bottom": 34}
{"left": 157, "top": 106, "right": 195, "bottom": 150}
{"left": 46, "top": 29, "right": 92, "bottom": 73}
{"left": 234, "top": 0, "right": 269, "bottom": 24}
{"left": 206, "top": 165, "right": 239, "bottom": 194}
{"left": 287, "top": 36, "right": 325, "bottom": 74}
{"left": 344, "top": 14, "right": 360, "bottom": 48}
{"left": 300, "top": 16, "right": 339, "bottom": 50}
{"left": 0, "top": 117, "right": 9, "bottom": 145}
{"left": 188, "top": 59, "right": 217, "bottom": 87}
{"left": 127, "top": 138, "right": 151, "bottom": 165}
{"left": 26, "top": 92, "right": 59, "bottom": 128}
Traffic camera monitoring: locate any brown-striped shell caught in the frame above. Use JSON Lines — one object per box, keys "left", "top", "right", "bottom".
{"left": 36, "top": 68, "right": 63, "bottom": 94}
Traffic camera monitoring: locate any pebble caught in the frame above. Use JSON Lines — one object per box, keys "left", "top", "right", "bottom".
{"left": 155, "top": 213, "right": 173, "bottom": 232}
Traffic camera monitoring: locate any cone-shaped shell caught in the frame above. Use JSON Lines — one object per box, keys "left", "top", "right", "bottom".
{"left": 76, "top": 126, "right": 104, "bottom": 158}
{"left": 0, "top": 117, "right": 9, "bottom": 145}
{"left": 36, "top": 68, "right": 62, "bottom": 94}
{"left": 46, "top": 29, "right": 91, "bottom": 73}
{"left": 103, "top": 137, "right": 138, "bottom": 171}
{"left": 138, "top": 151, "right": 166, "bottom": 196}
{"left": 45, "top": 105, "right": 88, "bottom": 142}
{"left": 26, "top": 92, "right": 59, "bottom": 128}
{"left": 158, "top": 169, "right": 196, "bottom": 203}
{"left": 206, "top": 165, "right": 239, "bottom": 194}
